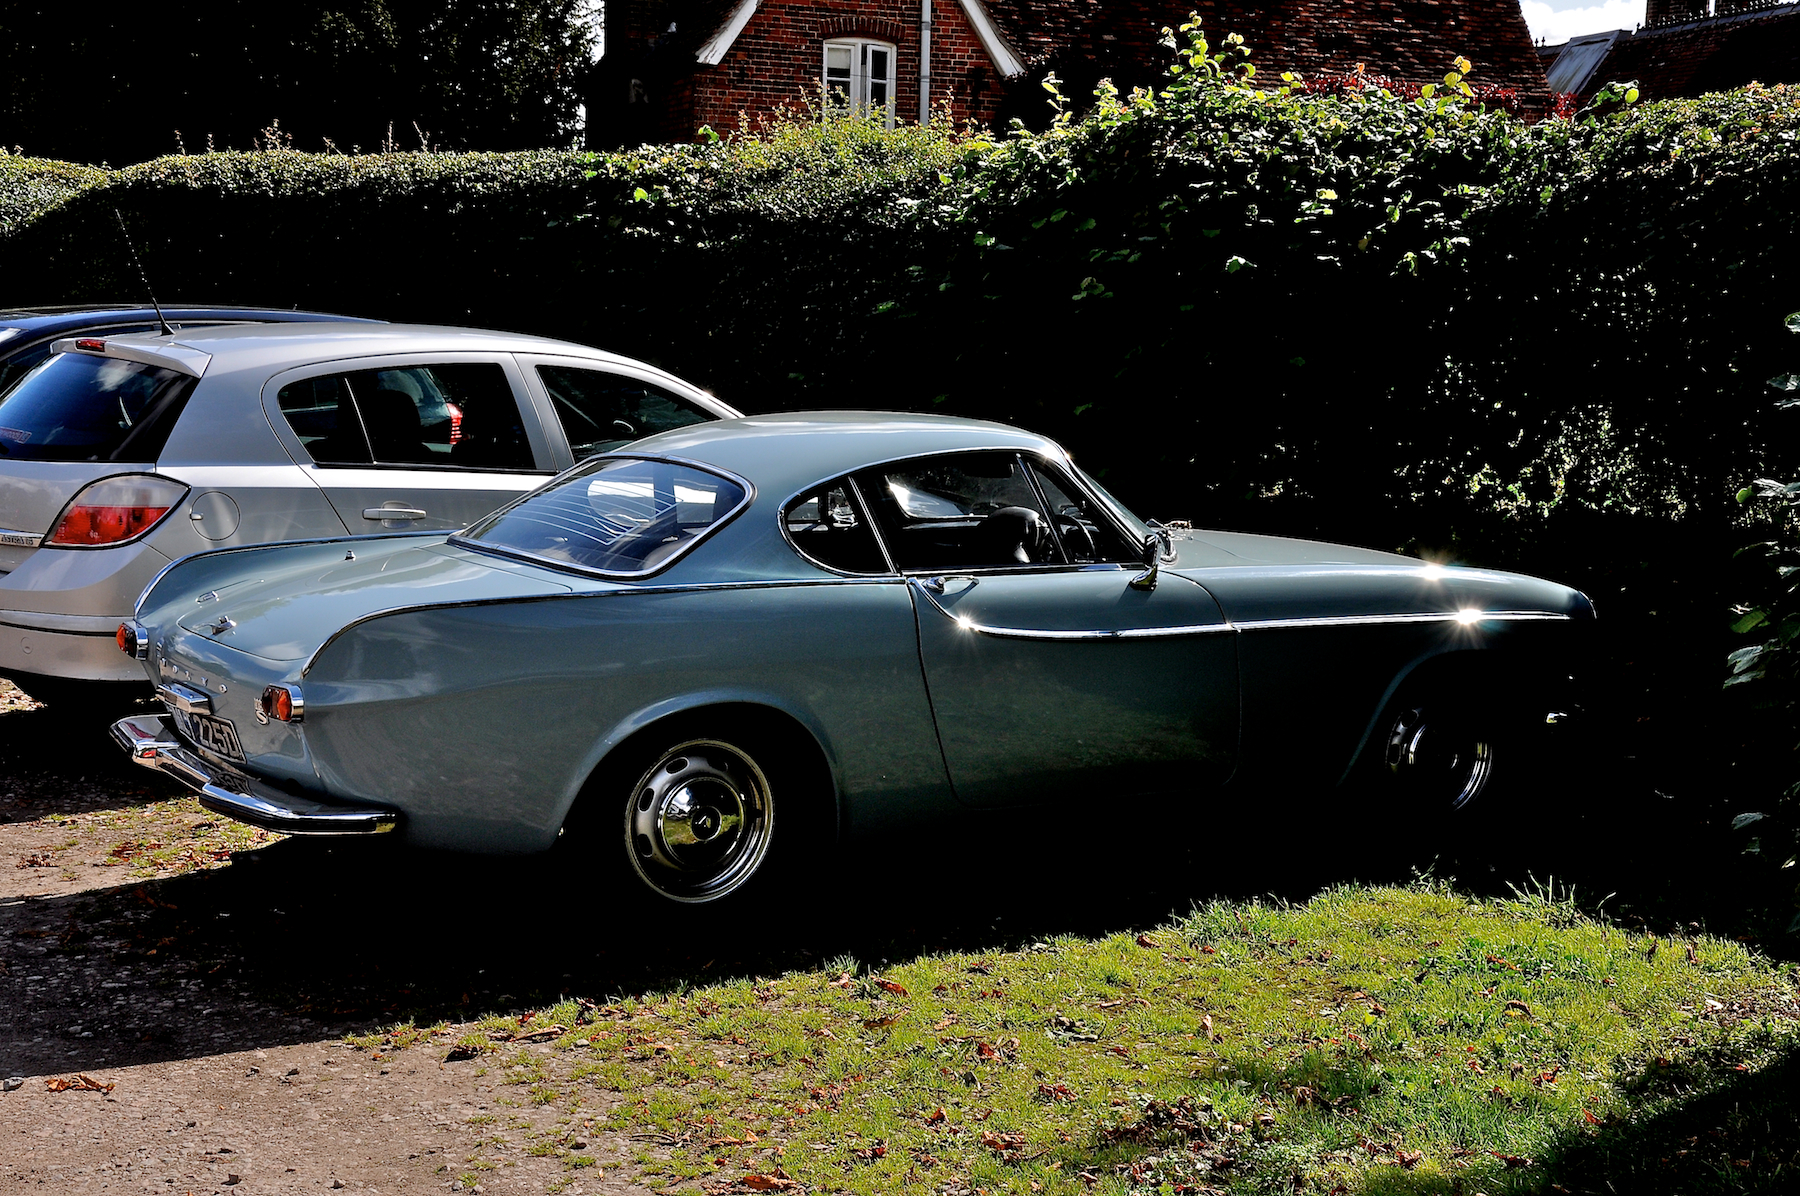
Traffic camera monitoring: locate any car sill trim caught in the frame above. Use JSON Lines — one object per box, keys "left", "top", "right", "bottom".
{"left": 110, "top": 714, "right": 397, "bottom": 836}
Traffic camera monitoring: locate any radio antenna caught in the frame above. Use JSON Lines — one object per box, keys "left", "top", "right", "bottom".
{"left": 113, "top": 209, "right": 174, "bottom": 337}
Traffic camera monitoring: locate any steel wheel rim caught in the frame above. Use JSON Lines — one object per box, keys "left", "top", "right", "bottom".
{"left": 625, "top": 739, "right": 774, "bottom": 903}
{"left": 1386, "top": 707, "right": 1495, "bottom": 813}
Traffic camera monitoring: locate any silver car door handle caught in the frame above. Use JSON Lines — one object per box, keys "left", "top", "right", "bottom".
{"left": 921, "top": 575, "right": 977, "bottom": 594}
{"left": 362, "top": 507, "right": 428, "bottom": 521}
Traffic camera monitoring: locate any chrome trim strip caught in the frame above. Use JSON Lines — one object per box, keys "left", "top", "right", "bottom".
{"left": 1234, "top": 610, "right": 1572, "bottom": 631}
{"left": 110, "top": 714, "right": 396, "bottom": 835}
{"left": 156, "top": 682, "right": 213, "bottom": 715}
{"left": 908, "top": 577, "right": 1232, "bottom": 641}
{"left": 0, "top": 528, "right": 43, "bottom": 549}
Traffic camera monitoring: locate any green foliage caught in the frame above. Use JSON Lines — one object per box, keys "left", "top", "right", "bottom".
{"left": 1726, "top": 310, "right": 1800, "bottom": 924}
{"left": 0, "top": 153, "right": 108, "bottom": 240}
{"left": 0, "top": 0, "right": 596, "bottom": 167}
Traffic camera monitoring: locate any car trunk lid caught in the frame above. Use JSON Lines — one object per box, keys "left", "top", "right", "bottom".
{"left": 172, "top": 538, "right": 573, "bottom": 662}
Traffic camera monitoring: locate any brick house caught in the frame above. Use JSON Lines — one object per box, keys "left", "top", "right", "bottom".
{"left": 586, "top": 0, "right": 1551, "bottom": 147}
{"left": 1541, "top": 0, "right": 1800, "bottom": 103}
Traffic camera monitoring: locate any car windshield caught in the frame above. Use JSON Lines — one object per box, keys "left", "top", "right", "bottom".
{"left": 457, "top": 456, "right": 747, "bottom": 575}
{"left": 0, "top": 352, "right": 194, "bottom": 462}
{"left": 1074, "top": 465, "right": 1153, "bottom": 542}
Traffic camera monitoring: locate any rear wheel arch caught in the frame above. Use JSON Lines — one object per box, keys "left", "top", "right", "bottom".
{"left": 558, "top": 701, "right": 841, "bottom": 901}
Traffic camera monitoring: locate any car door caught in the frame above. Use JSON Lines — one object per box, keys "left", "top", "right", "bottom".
{"left": 855, "top": 450, "right": 1239, "bottom": 809}
{"left": 264, "top": 355, "right": 556, "bottom": 532}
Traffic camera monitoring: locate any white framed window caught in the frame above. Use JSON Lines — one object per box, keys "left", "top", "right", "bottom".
{"left": 823, "top": 38, "right": 896, "bottom": 127}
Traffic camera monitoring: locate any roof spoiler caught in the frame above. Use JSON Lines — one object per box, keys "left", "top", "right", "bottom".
{"left": 50, "top": 336, "right": 212, "bottom": 378}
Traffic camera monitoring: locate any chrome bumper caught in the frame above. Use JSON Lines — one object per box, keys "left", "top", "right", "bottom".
{"left": 111, "top": 714, "right": 398, "bottom": 836}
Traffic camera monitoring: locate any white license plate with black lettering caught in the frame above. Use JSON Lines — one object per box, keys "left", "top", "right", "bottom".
{"left": 176, "top": 710, "right": 246, "bottom": 763}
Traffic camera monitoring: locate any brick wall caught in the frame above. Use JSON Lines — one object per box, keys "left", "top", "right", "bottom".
{"left": 680, "top": 0, "right": 1010, "bottom": 134}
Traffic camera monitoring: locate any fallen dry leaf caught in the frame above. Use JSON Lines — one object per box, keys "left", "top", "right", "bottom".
{"left": 1503, "top": 999, "right": 1531, "bottom": 1017}
{"left": 828, "top": 972, "right": 853, "bottom": 989}
{"left": 1395, "top": 1149, "right": 1423, "bottom": 1169}
{"left": 1135, "top": 934, "right": 1160, "bottom": 948}
{"left": 862, "top": 1014, "right": 902, "bottom": 1030}
{"left": 740, "top": 1174, "right": 797, "bottom": 1191}
{"left": 925, "top": 1106, "right": 946, "bottom": 1124}
{"left": 45, "top": 1074, "right": 114, "bottom": 1093}
{"left": 875, "top": 978, "right": 909, "bottom": 997}
{"left": 1201, "top": 1014, "right": 1216, "bottom": 1041}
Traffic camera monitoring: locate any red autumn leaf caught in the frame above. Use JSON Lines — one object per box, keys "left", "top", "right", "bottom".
{"left": 1201, "top": 944, "right": 1216, "bottom": 954}
{"left": 1582, "top": 1109, "right": 1602, "bottom": 1125}
{"left": 1107, "top": 1044, "right": 1131, "bottom": 1058}
{"left": 925, "top": 1106, "right": 946, "bottom": 1123}
{"left": 875, "top": 979, "right": 909, "bottom": 997}
{"left": 740, "top": 1175, "right": 798, "bottom": 1191}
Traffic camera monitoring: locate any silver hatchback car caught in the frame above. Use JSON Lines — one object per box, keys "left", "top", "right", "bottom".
{"left": 0, "top": 322, "right": 739, "bottom": 704}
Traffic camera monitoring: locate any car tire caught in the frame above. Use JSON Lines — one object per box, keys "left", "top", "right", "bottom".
{"left": 565, "top": 713, "right": 831, "bottom": 906}
{"left": 1379, "top": 689, "right": 1500, "bottom": 818}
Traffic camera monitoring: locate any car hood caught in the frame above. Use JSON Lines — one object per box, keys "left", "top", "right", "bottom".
{"left": 149, "top": 536, "right": 573, "bottom": 663}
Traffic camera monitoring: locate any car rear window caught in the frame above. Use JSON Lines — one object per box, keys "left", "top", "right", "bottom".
{"left": 0, "top": 352, "right": 195, "bottom": 462}
{"left": 457, "top": 456, "right": 748, "bottom": 576}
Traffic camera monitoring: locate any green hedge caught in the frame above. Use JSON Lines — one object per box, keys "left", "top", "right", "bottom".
{"left": 0, "top": 153, "right": 108, "bottom": 240}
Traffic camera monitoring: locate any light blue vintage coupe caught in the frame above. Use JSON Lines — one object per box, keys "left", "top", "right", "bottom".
{"left": 111, "top": 413, "right": 1592, "bottom": 903}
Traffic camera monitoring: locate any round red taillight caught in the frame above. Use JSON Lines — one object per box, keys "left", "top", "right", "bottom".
{"left": 259, "top": 684, "right": 302, "bottom": 723}
{"left": 116, "top": 623, "right": 135, "bottom": 655}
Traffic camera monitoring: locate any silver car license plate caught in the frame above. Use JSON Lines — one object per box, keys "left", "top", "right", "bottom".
{"left": 176, "top": 709, "right": 246, "bottom": 764}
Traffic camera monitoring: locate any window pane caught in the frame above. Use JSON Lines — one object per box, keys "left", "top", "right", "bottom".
{"left": 856, "top": 452, "right": 1061, "bottom": 571}
{"left": 869, "top": 48, "right": 889, "bottom": 82}
{"left": 341, "top": 363, "right": 526, "bottom": 469}
{"left": 784, "top": 480, "right": 887, "bottom": 573}
{"left": 538, "top": 365, "right": 713, "bottom": 461}
{"left": 0, "top": 352, "right": 195, "bottom": 463}
{"left": 278, "top": 374, "right": 370, "bottom": 464}
{"left": 826, "top": 44, "right": 852, "bottom": 74}
{"left": 464, "top": 456, "right": 745, "bottom": 574}
{"left": 1030, "top": 461, "right": 1140, "bottom": 563}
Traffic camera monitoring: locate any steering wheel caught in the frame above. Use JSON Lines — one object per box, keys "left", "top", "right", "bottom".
{"left": 1057, "top": 517, "right": 1097, "bottom": 562}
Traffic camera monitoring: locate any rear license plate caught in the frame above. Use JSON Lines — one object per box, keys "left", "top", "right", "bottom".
{"left": 176, "top": 710, "right": 246, "bottom": 764}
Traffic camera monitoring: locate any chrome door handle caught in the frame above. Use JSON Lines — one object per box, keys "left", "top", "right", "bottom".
{"left": 362, "top": 507, "right": 428, "bottom": 521}
{"left": 921, "top": 575, "right": 977, "bottom": 594}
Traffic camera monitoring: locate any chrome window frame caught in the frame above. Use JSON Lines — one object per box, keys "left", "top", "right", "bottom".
{"left": 449, "top": 452, "right": 756, "bottom": 582}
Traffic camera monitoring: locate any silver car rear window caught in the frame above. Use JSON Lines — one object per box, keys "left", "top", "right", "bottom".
{"left": 456, "top": 455, "right": 749, "bottom": 576}
{"left": 0, "top": 352, "right": 194, "bottom": 462}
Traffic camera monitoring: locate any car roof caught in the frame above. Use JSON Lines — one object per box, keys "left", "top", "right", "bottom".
{"left": 87, "top": 321, "right": 663, "bottom": 377}
{"left": 621, "top": 411, "right": 1066, "bottom": 499}
{"left": 0, "top": 305, "right": 377, "bottom": 338}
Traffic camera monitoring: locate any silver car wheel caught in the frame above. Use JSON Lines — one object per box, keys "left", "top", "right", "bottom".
{"left": 625, "top": 739, "right": 774, "bottom": 903}
{"left": 1385, "top": 706, "right": 1494, "bottom": 812}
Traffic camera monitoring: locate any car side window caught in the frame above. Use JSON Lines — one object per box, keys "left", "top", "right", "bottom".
{"left": 783, "top": 479, "right": 889, "bottom": 574}
{"left": 277, "top": 363, "right": 533, "bottom": 470}
{"left": 537, "top": 365, "right": 713, "bottom": 460}
{"left": 1028, "top": 460, "right": 1141, "bottom": 564}
{"left": 855, "top": 452, "right": 1064, "bottom": 572}
{"left": 278, "top": 374, "right": 371, "bottom": 464}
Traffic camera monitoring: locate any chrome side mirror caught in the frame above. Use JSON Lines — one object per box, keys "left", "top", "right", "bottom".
{"left": 1129, "top": 533, "right": 1159, "bottom": 591}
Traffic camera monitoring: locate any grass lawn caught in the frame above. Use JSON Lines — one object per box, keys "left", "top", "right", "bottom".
{"left": 362, "top": 881, "right": 1800, "bottom": 1194}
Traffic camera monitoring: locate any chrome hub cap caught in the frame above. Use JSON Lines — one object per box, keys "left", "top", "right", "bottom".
{"left": 626, "top": 740, "right": 773, "bottom": 902}
{"left": 1386, "top": 707, "right": 1494, "bottom": 812}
